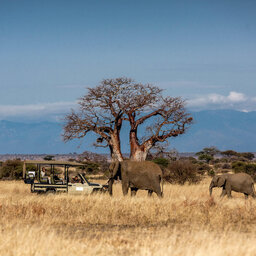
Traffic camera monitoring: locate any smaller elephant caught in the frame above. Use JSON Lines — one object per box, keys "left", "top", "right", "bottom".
{"left": 209, "top": 173, "right": 256, "bottom": 199}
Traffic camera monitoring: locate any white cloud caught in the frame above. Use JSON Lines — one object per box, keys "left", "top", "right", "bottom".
{"left": 0, "top": 91, "right": 254, "bottom": 121}
{"left": 208, "top": 93, "right": 226, "bottom": 104}
{"left": 187, "top": 91, "right": 254, "bottom": 111}
{"left": 227, "top": 91, "right": 246, "bottom": 102}
{"left": 0, "top": 102, "right": 77, "bottom": 118}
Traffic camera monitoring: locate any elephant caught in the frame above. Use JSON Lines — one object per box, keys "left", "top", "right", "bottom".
{"left": 209, "top": 173, "right": 256, "bottom": 199}
{"left": 108, "top": 160, "right": 163, "bottom": 197}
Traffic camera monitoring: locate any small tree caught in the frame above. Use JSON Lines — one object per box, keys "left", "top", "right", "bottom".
{"left": 196, "top": 147, "right": 219, "bottom": 163}
{"left": 197, "top": 147, "right": 220, "bottom": 157}
{"left": 239, "top": 152, "right": 255, "bottom": 161}
{"left": 198, "top": 154, "right": 213, "bottom": 164}
{"left": 221, "top": 150, "right": 239, "bottom": 158}
{"left": 43, "top": 155, "right": 55, "bottom": 161}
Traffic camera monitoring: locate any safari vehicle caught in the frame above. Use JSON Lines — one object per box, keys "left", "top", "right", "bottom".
{"left": 23, "top": 160, "right": 108, "bottom": 194}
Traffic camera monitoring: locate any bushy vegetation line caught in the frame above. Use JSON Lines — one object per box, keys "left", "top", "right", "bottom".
{"left": 0, "top": 147, "right": 255, "bottom": 182}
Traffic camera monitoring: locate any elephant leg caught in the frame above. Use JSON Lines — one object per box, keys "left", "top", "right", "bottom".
{"left": 220, "top": 189, "right": 227, "bottom": 197}
{"left": 225, "top": 184, "right": 232, "bottom": 198}
{"left": 222, "top": 181, "right": 232, "bottom": 198}
{"left": 122, "top": 181, "right": 129, "bottom": 196}
{"left": 131, "top": 188, "right": 138, "bottom": 197}
{"left": 249, "top": 186, "right": 256, "bottom": 198}
{"left": 155, "top": 186, "right": 163, "bottom": 198}
{"left": 148, "top": 190, "right": 153, "bottom": 197}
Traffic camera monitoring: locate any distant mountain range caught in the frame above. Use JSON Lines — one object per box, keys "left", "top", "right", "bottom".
{"left": 0, "top": 110, "right": 256, "bottom": 154}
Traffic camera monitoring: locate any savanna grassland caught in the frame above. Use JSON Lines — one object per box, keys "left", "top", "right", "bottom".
{"left": 1, "top": 179, "right": 256, "bottom": 256}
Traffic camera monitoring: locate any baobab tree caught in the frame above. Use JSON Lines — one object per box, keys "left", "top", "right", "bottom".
{"left": 63, "top": 77, "right": 193, "bottom": 162}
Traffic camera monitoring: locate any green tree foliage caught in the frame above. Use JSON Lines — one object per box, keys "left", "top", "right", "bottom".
{"left": 239, "top": 152, "right": 255, "bottom": 161}
{"left": 198, "top": 154, "right": 213, "bottom": 164}
{"left": 221, "top": 150, "right": 239, "bottom": 158}
{"left": 221, "top": 150, "right": 254, "bottom": 161}
{"left": 196, "top": 147, "right": 219, "bottom": 163}
{"left": 43, "top": 155, "right": 55, "bottom": 161}
{"left": 196, "top": 147, "right": 220, "bottom": 157}
{"left": 152, "top": 158, "right": 170, "bottom": 169}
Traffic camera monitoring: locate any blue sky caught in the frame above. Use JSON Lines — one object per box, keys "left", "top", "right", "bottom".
{"left": 0, "top": 0, "right": 256, "bottom": 120}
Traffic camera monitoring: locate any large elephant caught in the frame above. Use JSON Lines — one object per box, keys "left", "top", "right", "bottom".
{"left": 108, "top": 160, "right": 163, "bottom": 197}
{"left": 209, "top": 173, "right": 256, "bottom": 199}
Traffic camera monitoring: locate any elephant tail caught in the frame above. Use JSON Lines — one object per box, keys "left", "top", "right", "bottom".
{"left": 160, "top": 174, "right": 164, "bottom": 197}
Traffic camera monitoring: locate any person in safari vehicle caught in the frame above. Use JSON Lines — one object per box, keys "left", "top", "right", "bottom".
{"left": 72, "top": 175, "right": 81, "bottom": 183}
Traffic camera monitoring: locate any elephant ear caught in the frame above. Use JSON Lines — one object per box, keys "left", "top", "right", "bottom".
{"left": 217, "top": 176, "right": 226, "bottom": 187}
{"left": 109, "top": 161, "right": 120, "bottom": 179}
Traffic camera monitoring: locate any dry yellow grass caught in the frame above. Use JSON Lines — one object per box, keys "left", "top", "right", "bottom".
{"left": 1, "top": 178, "right": 256, "bottom": 255}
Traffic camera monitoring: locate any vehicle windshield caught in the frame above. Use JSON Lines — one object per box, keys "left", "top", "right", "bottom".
{"left": 79, "top": 173, "right": 90, "bottom": 185}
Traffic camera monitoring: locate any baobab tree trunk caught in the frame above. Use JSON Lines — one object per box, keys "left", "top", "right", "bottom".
{"left": 130, "top": 148, "right": 149, "bottom": 161}
{"left": 109, "top": 133, "right": 123, "bottom": 162}
{"left": 129, "top": 130, "right": 153, "bottom": 161}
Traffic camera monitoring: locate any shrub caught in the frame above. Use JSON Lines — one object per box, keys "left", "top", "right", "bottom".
{"left": 79, "top": 161, "right": 106, "bottom": 175}
{"left": 222, "top": 163, "right": 231, "bottom": 169}
{"left": 187, "top": 157, "right": 198, "bottom": 164}
{"left": 207, "top": 169, "right": 215, "bottom": 177}
{"left": 196, "top": 162, "right": 211, "bottom": 175}
{"left": 85, "top": 162, "right": 99, "bottom": 174}
{"left": 232, "top": 161, "right": 256, "bottom": 181}
{"left": 232, "top": 161, "right": 247, "bottom": 173}
{"left": 219, "top": 158, "right": 229, "bottom": 163}
{"left": 152, "top": 158, "right": 170, "bottom": 169}
{"left": 239, "top": 152, "right": 255, "bottom": 161}
{"left": 212, "top": 158, "right": 221, "bottom": 164}
{"left": 214, "top": 163, "right": 222, "bottom": 169}
{"left": 164, "top": 160, "right": 201, "bottom": 185}
{"left": 0, "top": 159, "right": 23, "bottom": 179}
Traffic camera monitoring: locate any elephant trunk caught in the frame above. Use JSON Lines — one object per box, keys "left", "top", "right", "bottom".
{"left": 108, "top": 178, "right": 114, "bottom": 196}
{"left": 209, "top": 182, "right": 214, "bottom": 196}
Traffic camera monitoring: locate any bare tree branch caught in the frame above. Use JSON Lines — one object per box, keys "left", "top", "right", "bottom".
{"left": 63, "top": 77, "right": 193, "bottom": 162}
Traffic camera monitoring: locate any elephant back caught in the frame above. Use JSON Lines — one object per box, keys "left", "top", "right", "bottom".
{"left": 123, "top": 160, "right": 162, "bottom": 176}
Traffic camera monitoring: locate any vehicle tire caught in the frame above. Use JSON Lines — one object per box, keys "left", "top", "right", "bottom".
{"left": 46, "top": 189, "right": 56, "bottom": 195}
{"left": 92, "top": 188, "right": 101, "bottom": 194}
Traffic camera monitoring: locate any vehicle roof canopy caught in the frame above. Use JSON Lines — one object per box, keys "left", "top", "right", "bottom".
{"left": 23, "top": 160, "right": 85, "bottom": 167}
